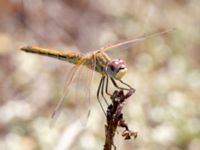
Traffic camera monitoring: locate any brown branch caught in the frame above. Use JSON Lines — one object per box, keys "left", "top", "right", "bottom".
{"left": 104, "top": 89, "right": 137, "bottom": 150}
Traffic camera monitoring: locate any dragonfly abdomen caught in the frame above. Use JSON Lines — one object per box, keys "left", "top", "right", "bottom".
{"left": 20, "top": 46, "right": 82, "bottom": 65}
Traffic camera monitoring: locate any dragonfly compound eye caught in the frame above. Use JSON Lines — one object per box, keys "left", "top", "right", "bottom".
{"left": 106, "top": 59, "right": 127, "bottom": 80}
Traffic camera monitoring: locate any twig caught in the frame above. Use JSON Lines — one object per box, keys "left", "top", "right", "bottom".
{"left": 104, "top": 89, "right": 137, "bottom": 150}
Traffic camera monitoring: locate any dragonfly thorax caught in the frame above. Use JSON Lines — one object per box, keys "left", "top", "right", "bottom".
{"left": 106, "top": 59, "right": 127, "bottom": 80}
{"left": 85, "top": 51, "right": 127, "bottom": 80}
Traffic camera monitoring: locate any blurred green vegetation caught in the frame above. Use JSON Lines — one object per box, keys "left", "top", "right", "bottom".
{"left": 0, "top": 0, "right": 200, "bottom": 150}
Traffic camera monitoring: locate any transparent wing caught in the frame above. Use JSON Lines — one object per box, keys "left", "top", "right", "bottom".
{"left": 100, "top": 28, "right": 175, "bottom": 53}
{"left": 50, "top": 62, "right": 83, "bottom": 127}
{"left": 73, "top": 56, "right": 96, "bottom": 125}
{"left": 50, "top": 55, "right": 96, "bottom": 126}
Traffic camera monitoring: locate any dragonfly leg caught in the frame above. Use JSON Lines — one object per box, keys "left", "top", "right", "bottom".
{"left": 110, "top": 78, "right": 135, "bottom": 92}
{"left": 110, "top": 77, "right": 127, "bottom": 90}
{"left": 97, "top": 76, "right": 106, "bottom": 115}
{"left": 101, "top": 77, "right": 109, "bottom": 105}
{"left": 119, "top": 79, "right": 136, "bottom": 93}
{"left": 105, "top": 76, "right": 112, "bottom": 96}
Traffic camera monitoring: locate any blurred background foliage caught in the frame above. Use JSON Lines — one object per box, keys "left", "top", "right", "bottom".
{"left": 0, "top": 0, "right": 200, "bottom": 150}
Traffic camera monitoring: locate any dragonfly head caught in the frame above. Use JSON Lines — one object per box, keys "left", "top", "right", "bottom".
{"left": 106, "top": 59, "right": 127, "bottom": 80}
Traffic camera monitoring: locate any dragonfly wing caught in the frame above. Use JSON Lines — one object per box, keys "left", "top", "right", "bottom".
{"left": 50, "top": 55, "right": 96, "bottom": 126}
{"left": 100, "top": 28, "right": 175, "bottom": 53}
{"left": 50, "top": 63, "right": 83, "bottom": 127}
{"left": 73, "top": 57, "right": 96, "bottom": 125}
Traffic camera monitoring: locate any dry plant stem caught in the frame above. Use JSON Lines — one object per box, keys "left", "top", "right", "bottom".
{"left": 104, "top": 89, "right": 137, "bottom": 150}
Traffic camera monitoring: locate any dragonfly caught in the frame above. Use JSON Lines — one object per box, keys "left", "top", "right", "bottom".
{"left": 20, "top": 29, "right": 174, "bottom": 122}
